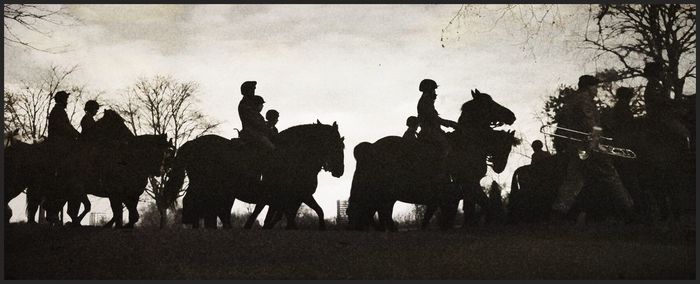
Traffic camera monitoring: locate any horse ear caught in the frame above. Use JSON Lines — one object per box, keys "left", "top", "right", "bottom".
{"left": 332, "top": 121, "right": 338, "bottom": 129}
{"left": 168, "top": 138, "right": 173, "bottom": 145}
{"left": 341, "top": 136, "right": 345, "bottom": 142}
{"left": 475, "top": 88, "right": 481, "bottom": 94}
{"left": 316, "top": 119, "right": 322, "bottom": 124}
{"left": 471, "top": 90, "right": 475, "bottom": 98}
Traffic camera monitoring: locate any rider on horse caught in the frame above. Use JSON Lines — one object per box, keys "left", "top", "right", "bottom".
{"left": 416, "top": 79, "right": 458, "bottom": 159}
{"left": 238, "top": 81, "right": 275, "bottom": 150}
{"left": 80, "top": 100, "right": 101, "bottom": 138}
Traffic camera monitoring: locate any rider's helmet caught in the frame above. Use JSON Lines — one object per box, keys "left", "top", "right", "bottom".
{"left": 54, "top": 91, "right": 71, "bottom": 102}
{"left": 84, "top": 100, "right": 100, "bottom": 112}
{"left": 419, "top": 79, "right": 438, "bottom": 92}
{"left": 531, "top": 140, "right": 543, "bottom": 150}
{"left": 241, "top": 81, "right": 257, "bottom": 96}
{"left": 266, "top": 109, "right": 279, "bottom": 120}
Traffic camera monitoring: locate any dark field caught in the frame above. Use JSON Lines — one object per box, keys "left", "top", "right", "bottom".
{"left": 4, "top": 223, "right": 695, "bottom": 279}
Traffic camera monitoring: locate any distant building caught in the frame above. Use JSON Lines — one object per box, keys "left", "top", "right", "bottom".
{"left": 89, "top": 212, "right": 107, "bottom": 226}
{"left": 336, "top": 200, "right": 349, "bottom": 224}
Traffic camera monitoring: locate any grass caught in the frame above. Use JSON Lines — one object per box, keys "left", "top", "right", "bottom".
{"left": 4, "top": 222, "right": 695, "bottom": 279}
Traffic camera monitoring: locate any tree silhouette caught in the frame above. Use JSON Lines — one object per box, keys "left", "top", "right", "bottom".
{"left": 443, "top": 4, "right": 696, "bottom": 97}
{"left": 3, "top": 65, "right": 97, "bottom": 141}
{"left": 114, "top": 75, "right": 220, "bottom": 228}
{"left": 3, "top": 4, "right": 78, "bottom": 52}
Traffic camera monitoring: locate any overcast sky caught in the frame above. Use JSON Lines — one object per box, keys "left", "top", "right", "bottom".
{"left": 6, "top": 4, "right": 620, "bottom": 223}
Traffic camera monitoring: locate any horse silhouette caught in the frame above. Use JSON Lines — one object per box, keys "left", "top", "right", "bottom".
{"left": 347, "top": 89, "right": 518, "bottom": 231}
{"left": 164, "top": 121, "right": 345, "bottom": 229}
{"left": 37, "top": 110, "right": 175, "bottom": 227}
{"left": 4, "top": 129, "right": 53, "bottom": 224}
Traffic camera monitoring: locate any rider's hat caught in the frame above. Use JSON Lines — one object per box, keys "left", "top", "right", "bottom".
{"left": 54, "top": 91, "right": 71, "bottom": 101}
{"left": 84, "top": 100, "right": 100, "bottom": 111}
{"left": 241, "top": 81, "right": 257, "bottom": 96}
{"left": 419, "top": 79, "right": 438, "bottom": 92}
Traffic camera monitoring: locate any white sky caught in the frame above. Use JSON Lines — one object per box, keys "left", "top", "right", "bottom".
{"left": 5, "top": 4, "right": 626, "bottom": 223}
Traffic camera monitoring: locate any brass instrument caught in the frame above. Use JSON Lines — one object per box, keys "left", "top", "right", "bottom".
{"left": 540, "top": 125, "right": 637, "bottom": 159}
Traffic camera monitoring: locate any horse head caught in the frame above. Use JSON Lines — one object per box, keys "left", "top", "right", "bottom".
{"left": 489, "top": 129, "right": 520, "bottom": 173}
{"left": 319, "top": 120, "right": 345, "bottom": 178}
{"left": 94, "top": 109, "right": 134, "bottom": 141}
{"left": 460, "top": 89, "right": 516, "bottom": 128}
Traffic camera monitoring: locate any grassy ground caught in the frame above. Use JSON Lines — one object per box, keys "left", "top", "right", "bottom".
{"left": 4, "top": 222, "right": 695, "bottom": 279}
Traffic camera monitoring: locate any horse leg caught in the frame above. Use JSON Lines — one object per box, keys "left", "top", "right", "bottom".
{"left": 284, "top": 202, "right": 302, "bottom": 230}
{"left": 26, "top": 192, "right": 41, "bottom": 225}
{"left": 219, "top": 199, "right": 234, "bottom": 229}
{"left": 303, "top": 196, "right": 326, "bottom": 231}
{"left": 438, "top": 200, "right": 459, "bottom": 230}
{"left": 75, "top": 195, "right": 91, "bottom": 224}
{"left": 421, "top": 204, "right": 438, "bottom": 230}
{"left": 106, "top": 198, "right": 123, "bottom": 228}
{"left": 124, "top": 198, "right": 139, "bottom": 228}
{"left": 462, "top": 181, "right": 480, "bottom": 228}
{"left": 244, "top": 204, "right": 265, "bottom": 229}
{"left": 66, "top": 198, "right": 82, "bottom": 226}
{"left": 378, "top": 202, "right": 397, "bottom": 232}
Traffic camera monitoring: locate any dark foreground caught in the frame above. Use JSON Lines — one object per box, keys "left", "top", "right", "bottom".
{"left": 4, "top": 223, "right": 695, "bottom": 279}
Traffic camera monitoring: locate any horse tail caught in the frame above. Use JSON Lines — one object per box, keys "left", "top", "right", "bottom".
{"left": 164, "top": 140, "right": 194, "bottom": 209}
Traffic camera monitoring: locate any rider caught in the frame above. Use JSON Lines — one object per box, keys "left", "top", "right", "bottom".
{"left": 643, "top": 61, "right": 690, "bottom": 146}
{"left": 416, "top": 79, "right": 458, "bottom": 159}
{"left": 551, "top": 75, "right": 636, "bottom": 223}
{"left": 266, "top": 109, "right": 280, "bottom": 138}
{"left": 238, "top": 81, "right": 275, "bottom": 150}
{"left": 402, "top": 116, "right": 419, "bottom": 140}
{"left": 80, "top": 100, "right": 101, "bottom": 137}
{"left": 48, "top": 91, "right": 80, "bottom": 143}
{"left": 530, "top": 140, "right": 550, "bottom": 166}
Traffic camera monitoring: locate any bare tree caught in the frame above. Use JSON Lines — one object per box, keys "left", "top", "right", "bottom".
{"left": 443, "top": 4, "right": 696, "bottom": 98}
{"left": 3, "top": 4, "right": 78, "bottom": 52}
{"left": 114, "top": 75, "right": 220, "bottom": 228}
{"left": 3, "top": 65, "right": 95, "bottom": 142}
{"left": 585, "top": 4, "right": 696, "bottom": 98}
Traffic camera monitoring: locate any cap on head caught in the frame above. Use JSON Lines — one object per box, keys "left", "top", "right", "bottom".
{"left": 578, "top": 75, "right": 600, "bottom": 89}
{"left": 531, "top": 140, "right": 543, "bottom": 150}
{"left": 419, "top": 79, "right": 438, "bottom": 92}
{"left": 241, "top": 81, "right": 257, "bottom": 96}
{"left": 84, "top": 100, "right": 100, "bottom": 111}
{"left": 266, "top": 109, "right": 279, "bottom": 120}
{"left": 54, "top": 91, "right": 71, "bottom": 101}
{"left": 406, "top": 116, "right": 419, "bottom": 127}
{"left": 616, "top": 87, "right": 635, "bottom": 101}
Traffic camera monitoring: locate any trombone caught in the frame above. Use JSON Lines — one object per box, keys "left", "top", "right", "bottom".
{"left": 540, "top": 125, "right": 637, "bottom": 159}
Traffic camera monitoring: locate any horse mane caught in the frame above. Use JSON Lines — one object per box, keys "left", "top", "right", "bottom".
{"left": 278, "top": 123, "right": 338, "bottom": 140}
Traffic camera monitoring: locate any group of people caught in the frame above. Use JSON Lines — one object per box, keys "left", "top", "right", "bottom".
{"left": 236, "top": 81, "right": 279, "bottom": 150}
{"left": 38, "top": 61, "right": 689, "bottom": 225}
{"left": 542, "top": 61, "right": 690, "bottom": 223}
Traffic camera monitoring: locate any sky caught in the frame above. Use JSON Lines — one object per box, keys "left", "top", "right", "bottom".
{"left": 4, "top": 4, "right": 629, "bottom": 224}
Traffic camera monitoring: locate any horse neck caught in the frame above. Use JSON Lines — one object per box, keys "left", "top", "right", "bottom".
{"left": 277, "top": 127, "right": 332, "bottom": 170}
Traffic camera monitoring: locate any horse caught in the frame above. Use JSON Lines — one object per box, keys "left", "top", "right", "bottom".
{"left": 347, "top": 89, "right": 518, "bottom": 231}
{"left": 164, "top": 121, "right": 345, "bottom": 229}
{"left": 40, "top": 110, "right": 175, "bottom": 228}
{"left": 3, "top": 129, "right": 51, "bottom": 224}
